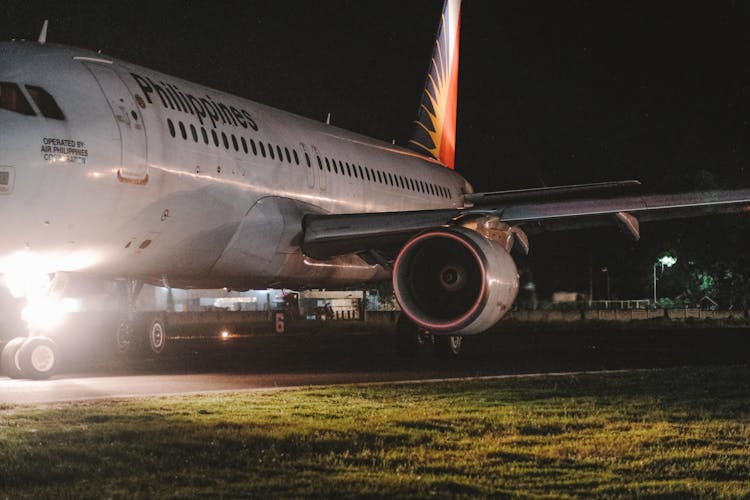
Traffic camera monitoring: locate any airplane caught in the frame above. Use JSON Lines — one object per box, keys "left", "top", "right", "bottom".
{"left": 2, "top": 0, "right": 750, "bottom": 379}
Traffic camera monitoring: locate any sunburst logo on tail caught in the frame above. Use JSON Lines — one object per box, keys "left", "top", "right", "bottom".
{"left": 408, "top": 0, "right": 462, "bottom": 169}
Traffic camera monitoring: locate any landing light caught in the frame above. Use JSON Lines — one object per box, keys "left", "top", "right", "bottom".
{"left": 1, "top": 250, "right": 100, "bottom": 298}
{"left": 22, "top": 297, "right": 80, "bottom": 333}
{"left": 1, "top": 249, "right": 97, "bottom": 334}
{"left": 221, "top": 330, "right": 230, "bottom": 339}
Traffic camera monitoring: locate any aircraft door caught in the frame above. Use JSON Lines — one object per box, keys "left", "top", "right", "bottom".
{"left": 84, "top": 63, "right": 148, "bottom": 184}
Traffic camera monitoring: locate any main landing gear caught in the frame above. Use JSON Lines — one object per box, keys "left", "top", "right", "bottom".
{"left": 395, "top": 314, "right": 463, "bottom": 359}
{"left": 115, "top": 279, "right": 169, "bottom": 357}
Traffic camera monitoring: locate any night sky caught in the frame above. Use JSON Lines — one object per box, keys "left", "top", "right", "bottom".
{"left": 3, "top": 1, "right": 750, "bottom": 300}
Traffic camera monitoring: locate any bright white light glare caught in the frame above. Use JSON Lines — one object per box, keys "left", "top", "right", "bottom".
{"left": 22, "top": 297, "right": 80, "bottom": 333}
{"left": 1, "top": 249, "right": 97, "bottom": 334}
{"left": 3, "top": 270, "right": 50, "bottom": 299}
{"left": 221, "top": 330, "right": 230, "bottom": 339}
{"left": 659, "top": 255, "right": 677, "bottom": 268}
{"left": 0, "top": 250, "right": 99, "bottom": 298}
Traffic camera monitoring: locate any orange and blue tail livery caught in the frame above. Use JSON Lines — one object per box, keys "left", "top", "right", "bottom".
{"left": 408, "top": 0, "right": 462, "bottom": 169}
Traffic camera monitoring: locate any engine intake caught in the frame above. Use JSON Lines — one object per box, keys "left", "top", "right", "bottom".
{"left": 393, "top": 227, "right": 519, "bottom": 335}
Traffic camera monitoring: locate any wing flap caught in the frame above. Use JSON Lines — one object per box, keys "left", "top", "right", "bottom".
{"left": 465, "top": 180, "right": 642, "bottom": 205}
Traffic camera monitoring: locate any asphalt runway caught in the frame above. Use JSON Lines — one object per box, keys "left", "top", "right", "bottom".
{"left": 1, "top": 325, "right": 748, "bottom": 404}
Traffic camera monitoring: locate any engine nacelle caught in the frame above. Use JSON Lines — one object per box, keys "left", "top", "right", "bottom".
{"left": 393, "top": 226, "right": 519, "bottom": 336}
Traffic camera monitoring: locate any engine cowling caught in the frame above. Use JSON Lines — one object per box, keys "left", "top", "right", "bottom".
{"left": 393, "top": 226, "right": 519, "bottom": 336}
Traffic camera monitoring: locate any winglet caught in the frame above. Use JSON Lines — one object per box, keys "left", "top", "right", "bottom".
{"left": 408, "top": 0, "right": 462, "bottom": 169}
{"left": 38, "top": 20, "right": 48, "bottom": 44}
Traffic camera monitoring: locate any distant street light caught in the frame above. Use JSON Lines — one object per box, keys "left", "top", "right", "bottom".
{"left": 653, "top": 253, "right": 677, "bottom": 306}
{"left": 601, "top": 267, "right": 610, "bottom": 301}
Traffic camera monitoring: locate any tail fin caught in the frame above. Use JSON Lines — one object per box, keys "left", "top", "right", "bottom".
{"left": 408, "top": 0, "right": 462, "bottom": 169}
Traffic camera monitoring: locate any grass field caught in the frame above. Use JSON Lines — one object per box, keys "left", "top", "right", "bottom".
{"left": 1, "top": 366, "right": 749, "bottom": 498}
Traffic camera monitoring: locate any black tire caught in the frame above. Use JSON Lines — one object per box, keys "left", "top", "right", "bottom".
{"left": 147, "top": 317, "right": 167, "bottom": 355}
{"left": 433, "top": 335, "right": 463, "bottom": 359}
{"left": 395, "top": 314, "right": 422, "bottom": 357}
{"left": 1, "top": 337, "right": 27, "bottom": 378}
{"left": 115, "top": 320, "right": 134, "bottom": 354}
{"left": 17, "top": 336, "right": 58, "bottom": 380}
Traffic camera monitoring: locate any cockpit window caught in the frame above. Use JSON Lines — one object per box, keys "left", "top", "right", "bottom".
{"left": 25, "top": 85, "right": 65, "bottom": 120}
{"left": 0, "top": 82, "right": 35, "bottom": 116}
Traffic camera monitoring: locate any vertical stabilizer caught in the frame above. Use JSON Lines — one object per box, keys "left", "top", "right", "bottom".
{"left": 408, "top": 0, "right": 462, "bottom": 169}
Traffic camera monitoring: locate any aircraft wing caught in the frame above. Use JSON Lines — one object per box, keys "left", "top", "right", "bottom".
{"left": 302, "top": 186, "right": 750, "bottom": 261}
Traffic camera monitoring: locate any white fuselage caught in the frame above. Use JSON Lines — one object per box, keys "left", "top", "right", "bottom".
{"left": 0, "top": 42, "right": 471, "bottom": 289}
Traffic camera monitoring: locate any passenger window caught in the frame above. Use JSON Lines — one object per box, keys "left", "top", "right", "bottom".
{"left": 241, "top": 137, "right": 248, "bottom": 154}
{"left": 0, "top": 82, "right": 35, "bottom": 116}
{"left": 167, "top": 119, "right": 175, "bottom": 138}
{"left": 277, "top": 145, "right": 284, "bottom": 162}
{"left": 25, "top": 85, "right": 64, "bottom": 119}
{"left": 268, "top": 143, "right": 275, "bottom": 160}
{"left": 259, "top": 142, "right": 266, "bottom": 157}
{"left": 286, "top": 148, "right": 293, "bottom": 163}
{"left": 304, "top": 152, "right": 311, "bottom": 167}
{"left": 317, "top": 156, "right": 323, "bottom": 170}
{"left": 221, "top": 132, "right": 229, "bottom": 149}
{"left": 250, "top": 138, "right": 258, "bottom": 155}
{"left": 190, "top": 124, "right": 198, "bottom": 142}
{"left": 201, "top": 127, "right": 209, "bottom": 144}
{"left": 232, "top": 134, "right": 239, "bottom": 151}
{"left": 179, "top": 121, "right": 187, "bottom": 140}
{"left": 211, "top": 130, "right": 219, "bottom": 147}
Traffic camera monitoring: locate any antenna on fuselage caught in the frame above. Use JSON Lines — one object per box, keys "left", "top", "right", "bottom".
{"left": 325, "top": 112, "right": 331, "bottom": 125}
{"left": 37, "top": 20, "right": 48, "bottom": 44}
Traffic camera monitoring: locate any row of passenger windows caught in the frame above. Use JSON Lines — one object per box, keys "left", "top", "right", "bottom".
{"left": 0, "top": 82, "right": 65, "bottom": 120}
{"left": 167, "top": 118, "right": 452, "bottom": 199}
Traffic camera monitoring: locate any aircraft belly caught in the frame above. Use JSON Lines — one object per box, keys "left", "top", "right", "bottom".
{"left": 209, "top": 196, "right": 307, "bottom": 279}
{"left": 103, "top": 184, "right": 254, "bottom": 279}
{"left": 208, "top": 196, "right": 387, "bottom": 289}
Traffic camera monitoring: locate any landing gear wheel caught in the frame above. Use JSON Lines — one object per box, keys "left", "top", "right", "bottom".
{"left": 115, "top": 320, "right": 134, "bottom": 354}
{"left": 395, "top": 314, "right": 423, "bottom": 357}
{"left": 433, "top": 335, "right": 463, "bottom": 359}
{"left": 147, "top": 318, "right": 167, "bottom": 355}
{"left": 1, "top": 337, "right": 27, "bottom": 379}
{"left": 17, "top": 336, "right": 58, "bottom": 380}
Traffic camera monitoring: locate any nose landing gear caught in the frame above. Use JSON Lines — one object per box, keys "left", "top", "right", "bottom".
{"left": 1, "top": 336, "right": 59, "bottom": 380}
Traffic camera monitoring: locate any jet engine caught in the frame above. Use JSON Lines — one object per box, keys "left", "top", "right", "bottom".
{"left": 393, "top": 226, "right": 519, "bottom": 336}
